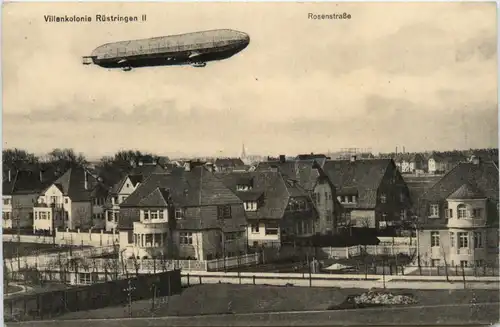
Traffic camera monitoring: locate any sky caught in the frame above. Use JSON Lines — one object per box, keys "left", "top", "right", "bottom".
{"left": 2, "top": 2, "right": 498, "bottom": 159}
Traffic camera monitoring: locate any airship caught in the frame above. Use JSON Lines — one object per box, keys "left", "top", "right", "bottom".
{"left": 82, "top": 29, "right": 250, "bottom": 71}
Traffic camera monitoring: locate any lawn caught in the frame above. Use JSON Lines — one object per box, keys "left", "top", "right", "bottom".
{"left": 2, "top": 242, "right": 84, "bottom": 259}
{"left": 51, "top": 284, "right": 500, "bottom": 321}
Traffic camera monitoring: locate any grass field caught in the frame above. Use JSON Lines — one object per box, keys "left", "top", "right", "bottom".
{"left": 2, "top": 242, "right": 83, "bottom": 259}
{"left": 52, "top": 284, "right": 500, "bottom": 321}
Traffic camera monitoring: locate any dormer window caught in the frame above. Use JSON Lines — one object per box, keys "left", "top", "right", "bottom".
{"left": 244, "top": 201, "right": 257, "bottom": 211}
{"left": 175, "top": 208, "right": 184, "bottom": 219}
{"left": 236, "top": 184, "right": 252, "bottom": 191}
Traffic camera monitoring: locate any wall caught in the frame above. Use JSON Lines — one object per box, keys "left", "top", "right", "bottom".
{"left": 247, "top": 221, "right": 281, "bottom": 246}
{"left": 313, "top": 179, "right": 335, "bottom": 234}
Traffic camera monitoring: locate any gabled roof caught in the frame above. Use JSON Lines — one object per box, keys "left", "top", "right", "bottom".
{"left": 256, "top": 160, "right": 324, "bottom": 191}
{"left": 90, "top": 182, "right": 110, "bottom": 199}
{"left": 322, "top": 159, "right": 393, "bottom": 209}
{"left": 2, "top": 169, "right": 60, "bottom": 196}
{"left": 137, "top": 187, "right": 171, "bottom": 207}
{"left": 422, "top": 161, "right": 498, "bottom": 202}
{"left": 109, "top": 174, "right": 144, "bottom": 195}
{"left": 119, "top": 166, "right": 245, "bottom": 231}
{"left": 447, "top": 183, "right": 485, "bottom": 200}
{"left": 43, "top": 167, "right": 98, "bottom": 202}
{"left": 217, "top": 171, "right": 291, "bottom": 220}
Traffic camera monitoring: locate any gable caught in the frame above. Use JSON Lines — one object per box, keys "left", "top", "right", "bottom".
{"left": 119, "top": 177, "right": 138, "bottom": 195}
{"left": 44, "top": 184, "right": 63, "bottom": 197}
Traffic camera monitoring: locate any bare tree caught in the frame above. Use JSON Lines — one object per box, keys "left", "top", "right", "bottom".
{"left": 439, "top": 244, "right": 450, "bottom": 282}
{"left": 3, "top": 257, "right": 11, "bottom": 290}
{"left": 131, "top": 255, "right": 141, "bottom": 277}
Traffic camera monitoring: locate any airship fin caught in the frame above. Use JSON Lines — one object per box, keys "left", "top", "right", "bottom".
{"left": 188, "top": 52, "right": 201, "bottom": 59}
{"left": 118, "top": 59, "right": 128, "bottom": 64}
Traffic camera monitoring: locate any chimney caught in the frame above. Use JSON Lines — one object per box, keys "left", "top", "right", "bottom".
{"left": 470, "top": 155, "right": 480, "bottom": 165}
{"left": 350, "top": 155, "right": 357, "bottom": 162}
{"left": 403, "top": 146, "right": 406, "bottom": 153}
{"left": 279, "top": 155, "right": 286, "bottom": 163}
{"left": 8, "top": 170, "right": 11, "bottom": 182}
{"left": 84, "top": 170, "right": 88, "bottom": 190}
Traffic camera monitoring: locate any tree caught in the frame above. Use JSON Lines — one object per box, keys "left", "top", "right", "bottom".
{"left": 440, "top": 244, "right": 450, "bottom": 282}
{"left": 47, "top": 148, "right": 87, "bottom": 165}
{"left": 2, "top": 148, "right": 38, "bottom": 169}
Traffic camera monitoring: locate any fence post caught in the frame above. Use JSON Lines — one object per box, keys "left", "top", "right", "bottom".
{"left": 187, "top": 273, "right": 190, "bottom": 286}
{"left": 253, "top": 275, "right": 256, "bottom": 285}
{"left": 199, "top": 276, "right": 202, "bottom": 285}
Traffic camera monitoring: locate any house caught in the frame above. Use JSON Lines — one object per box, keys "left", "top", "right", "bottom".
{"left": 2, "top": 168, "right": 60, "bottom": 231}
{"left": 117, "top": 165, "right": 247, "bottom": 260}
{"left": 214, "top": 158, "right": 245, "bottom": 173}
{"left": 417, "top": 156, "right": 499, "bottom": 268}
{"left": 217, "top": 170, "right": 320, "bottom": 248}
{"left": 90, "top": 183, "right": 109, "bottom": 230}
{"left": 428, "top": 152, "right": 466, "bottom": 174}
{"left": 104, "top": 174, "right": 143, "bottom": 232}
{"left": 401, "top": 153, "right": 427, "bottom": 173}
{"left": 322, "top": 156, "right": 412, "bottom": 229}
{"left": 256, "top": 157, "right": 341, "bottom": 235}
{"left": 33, "top": 166, "right": 98, "bottom": 232}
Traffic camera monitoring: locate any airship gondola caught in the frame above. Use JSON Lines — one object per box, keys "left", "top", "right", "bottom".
{"left": 82, "top": 29, "right": 250, "bottom": 71}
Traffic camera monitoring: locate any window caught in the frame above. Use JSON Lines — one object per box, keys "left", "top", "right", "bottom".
{"left": 460, "top": 260, "right": 468, "bottom": 268}
{"left": 429, "top": 204, "right": 439, "bottom": 218}
{"left": 144, "top": 211, "right": 150, "bottom": 220}
{"left": 179, "top": 232, "right": 193, "bottom": 245}
{"left": 350, "top": 195, "right": 356, "bottom": 202}
{"left": 380, "top": 194, "right": 387, "bottom": 204}
{"left": 400, "top": 209, "right": 407, "bottom": 220}
{"left": 458, "top": 232, "right": 468, "bottom": 248}
{"left": 2, "top": 212, "right": 11, "bottom": 220}
{"left": 474, "top": 232, "right": 482, "bottom": 248}
{"left": 431, "top": 231, "right": 440, "bottom": 247}
{"left": 217, "top": 205, "right": 232, "bottom": 219}
{"left": 244, "top": 201, "right": 257, "bottom": 211}
{"left": 150, "top": 211, "right": 159, "bottom": 220}
{"left": 65, "top": 198, "right": 69, "bottom": 204}
{"left": 265, "top": 223, "right": 279, "bottom": 235}
{"left": 3, "top": 198, "right": 10, "bottom": 205}
{"left": 251, "top": 223, "right": 259, "bottom": 233}
{"left": 78, "top": 273, "right": 92, "bottom": 285}
{"left": 326, "top": 210, "right": 333, "bottom": 222}
{"left": 472, "top": 208, "right": 482, "bottom": 218}
{"left": 445, "top": 208, "right": 453, "bottom": 218}
{"left": 457, "top": 204, "right": 467, "bottom": 219}
{"left": 475, "top": 260, "right": 484, "bottom": 267}
{"left": 311, "top": 193, "right": 317, "bottom": 203}
{"left": 127, "top": 230, "right": 133, "bottom": 244}
{"left": 431, "top": 259, "right": 440, "bottom": 267}
{"left": 450, "top": 232, "right": 455, "bottom": 248}
{"left": 175, "top": 208, "right": 184, "bottom": 219}
{"left": 236, "top": 184, "right": 251, "bottom": 191}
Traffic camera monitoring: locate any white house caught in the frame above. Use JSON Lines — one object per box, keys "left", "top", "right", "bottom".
{"left": 105, "top": 174, "right": 143, "bottom": 232}
{"left": 33, "top": 167, "right": 97, "bottom": 233}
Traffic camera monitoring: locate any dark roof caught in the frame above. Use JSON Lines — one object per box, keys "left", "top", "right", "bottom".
{"left": 130, "top": 164, "right": 166, "bottom": 177}
{"left": 422, "top": 161, "right": 498, "bottom": 202}
{"left": 119, "top": 167, "right": 245, "bottom": 231}
{"left": 137, "top": 187, "right": 171, "bottom": 207}
{"left": 44, "top": 167, "right": 98, "bottom": 202}
{"left": 2, "top": 169, "right": 61, "bottom": 196}
{"left": 322, "top": 159, "right": 393, "bottom": 209}
{"left": 217, "top": 171, "right": 291, "bottom": 220}
{"left": 256, "top": 160, "right": 323, "bottom": 191}
{"left": 236, "top": 191, "right": 264, "bottom": 201}
{"left": 215, "top": 158, "right": 245, "bottom": 167}
{"left": 447, "top": 183, "right": 485, "bottom": 200}
{"left": 90, "top": 182, "right": 110, "bottom": 199}
{"left": 120, "top": 166, "right": 241, "bottom": 208}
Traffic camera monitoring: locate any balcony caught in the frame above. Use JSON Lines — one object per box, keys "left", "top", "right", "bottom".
{"left": 34, "top": 203, "right": 64, "bottom": 209}
{"left": 447, "top": 217, "right": 487, "bottom": 229}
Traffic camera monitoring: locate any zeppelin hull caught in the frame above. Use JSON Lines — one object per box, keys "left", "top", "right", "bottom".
{"left": 94, "top": 42, "right": 247, "bottom": 69}
{"left": 84, "top": 29, "right": 250, "bottom": 70}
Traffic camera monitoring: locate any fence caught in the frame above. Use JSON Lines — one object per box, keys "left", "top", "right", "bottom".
{"left": 2, "top": 229, "right": 118, "bottom": 247}
{"left": 4, "top": 246, "right": 117, "bottom": 272}
{"left": 285, "top": 244, "right": 418, "bottom": 260}
{"left": 377, "top": 237, "right": 417, "bottom": 245}
{"left": 3, "top": 270, "right": 182, "bottom": 322}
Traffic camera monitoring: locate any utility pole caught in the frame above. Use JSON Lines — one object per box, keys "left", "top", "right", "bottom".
{"left": 123, "top": 279, "right": 136, "bottom": 318}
